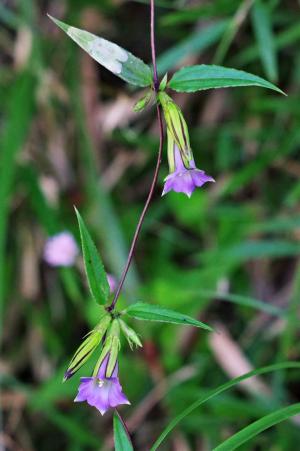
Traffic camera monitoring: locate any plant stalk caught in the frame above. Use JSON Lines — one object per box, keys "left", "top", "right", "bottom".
{"left": 107, "top": 0, "right": 163, "bottom": 312}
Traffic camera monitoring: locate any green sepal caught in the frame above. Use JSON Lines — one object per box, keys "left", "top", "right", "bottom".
{"left": 159, "top": 73, "right": 168, "bottom": 91}
{"left": 166, "top": 129, "right": 176, "bottom": 173}
{"left": 158, "top": 92, "right": 192, "bottom": 166}
{"left": 119, "top": 319, "right": 142, "bottom": 350}
{"left": 93, "top": 319, "right": 121, "bottom": 378}
{"left": 107, "top": 335, "right": 120, "bottom": 376}
{"left": 64, "top": 314, "right": 111, "bottom": 381}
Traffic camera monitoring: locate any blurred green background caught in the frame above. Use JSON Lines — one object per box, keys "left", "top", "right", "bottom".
{"left": 2, "top": 0, "right": 300, "bottom": 449}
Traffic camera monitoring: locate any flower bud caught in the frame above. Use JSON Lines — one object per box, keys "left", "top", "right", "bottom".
{"left": 119, "top": 319, "right": 142, "bottom": 350}
{"left": 63, "top": 314, "right": 111, "bottom": 381}
{"left": 133, "top": 91, "right": 153, "bottom": 112}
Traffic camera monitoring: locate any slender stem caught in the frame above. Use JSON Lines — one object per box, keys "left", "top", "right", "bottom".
{"left": 151, "top": 0, "right": 159, "bottom": 90}
{"left": 107, "top": 0, "right": 163, "bottom": 312}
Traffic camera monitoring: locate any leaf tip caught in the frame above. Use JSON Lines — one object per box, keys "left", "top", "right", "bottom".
{"left": 47, "top": 14, "right": 69, "bottom": 33}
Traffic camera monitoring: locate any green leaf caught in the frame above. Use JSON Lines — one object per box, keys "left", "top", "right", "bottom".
{"left": 48, "top": 15, "right": 152, "bottom": 88}
{"left": 251, "top": 0, "right": 278, "bottom": 82}
{"left": 75, "top": 208, "right": 110, "bottom": 305}
{"left": 113, "top": 412, "right": 134, "bottom": 451}
{"left": 213, "top": 403, "right": 300, "bottom": 451}
{"left": 150, "top": 362, "right": 300, "bottom": 450}
{"left": 125, "top": 302, "right": 213, "bottom": 331}
{"left": 168, "top": 64, "right": 284, "bottom": 94}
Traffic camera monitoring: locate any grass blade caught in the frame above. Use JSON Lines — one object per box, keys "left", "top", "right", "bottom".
{"left": 150, "top": 362, "right": 300, "bottom": 450}
{"left": 214, "top": 403, "right": 300, "bottom": 450}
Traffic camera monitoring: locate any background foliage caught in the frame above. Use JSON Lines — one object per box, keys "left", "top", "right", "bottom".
{"left": 2, "top": 0, "right": 300, "bottom": 450}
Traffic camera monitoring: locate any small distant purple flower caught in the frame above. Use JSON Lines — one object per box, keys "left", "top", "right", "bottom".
{"left": 74, "top": 355, "right": 130, "bottom": 415}
{"left": 43, "top": 231, "right": 79, "bottom": 267}
{"left": 107, "top": 274, "right": 117, "bottom": 293}
{"left": 162, "top": 144, "right": 214, "bottom": 198}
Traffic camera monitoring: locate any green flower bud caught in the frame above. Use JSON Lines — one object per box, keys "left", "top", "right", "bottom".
{"left": 133, "top": 91, "right": 153, "bottom": 112}
{"left": 64, "top": 314, "right": 111, "bottom": 381}
{"left": 119, "top": 319, "right": 142, "bottom": 350}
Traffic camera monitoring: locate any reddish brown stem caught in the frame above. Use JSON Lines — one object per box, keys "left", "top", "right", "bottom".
{"left": 107, "top": 0, "right": 163, "bottom": 312}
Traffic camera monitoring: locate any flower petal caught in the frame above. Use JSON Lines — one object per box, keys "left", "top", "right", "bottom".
{"left": 108, "top": 378, "right": 130, "bottom": 408}
{"left": 191, "top": 170, "right": 215, "bottom": 187}
{"left": 97, "top": 354, "right": 109, "bottom": 379}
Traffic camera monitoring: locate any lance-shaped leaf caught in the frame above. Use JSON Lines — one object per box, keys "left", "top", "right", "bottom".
{"left": 48, "top": 15, "right": 153, "bottom": 88}
{"left": 114, "top": 412, "right": 134, "bottom": 451}
{"left": 125, "top": 302, "right": 213, "bottom": 331}
{"left": 168, "top": 64, "right": 285, "bottom": 94}
{"left": 75, "top": 208, "right": 110, "bottom": 305}
{"left": 151, "top": 362, "right": 300, "bottom": 450}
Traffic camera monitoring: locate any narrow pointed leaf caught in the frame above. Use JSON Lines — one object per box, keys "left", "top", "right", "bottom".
{"left": 113, "top": 412, "right": 134, "bottom": 451}
{"left": 151, "top": 362, "right": 300, "bottom": 450}
{"left": 214, "top": 403, "right": 300, "bottom": 451}
{"left": 125, "top": 302, "right": 212, "bottom": 331}
{"left": 168, "top": 64, "right": 284, "bottom": 94}
{"left": 251, "top": 0, "right": 278, "bottom": 82}
{"left": 48, "top": 15, "right": 152, "bottom": 87}
{"left": 75, "top": 209, "right": 110, "bottom": 305}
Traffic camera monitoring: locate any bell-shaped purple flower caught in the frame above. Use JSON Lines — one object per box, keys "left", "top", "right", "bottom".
{"left": 74, "top": 355, "right": 130, "bottom": 415}
{"left": 162, "top": 143, "right": 214, "bottom": 198}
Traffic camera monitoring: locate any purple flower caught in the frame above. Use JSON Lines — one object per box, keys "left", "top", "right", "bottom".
{"left": 74, "top": 355, "right": 130, "bottom": 415}
{"left": 162, "top": 144, "right": 214, "bottom": 198}
{"left": 43, "top": 231, "right": 79, "bottom": 267}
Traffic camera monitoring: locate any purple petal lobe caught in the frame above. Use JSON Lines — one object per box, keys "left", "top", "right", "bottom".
{"left": 163, "top": 169, "right": 214, "bottom": 197}
{"left": 163, "top": 141, "right": 214, "bottom": 197}
{"left": 97, "top": 354, "right": 110, "bottom": 379}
